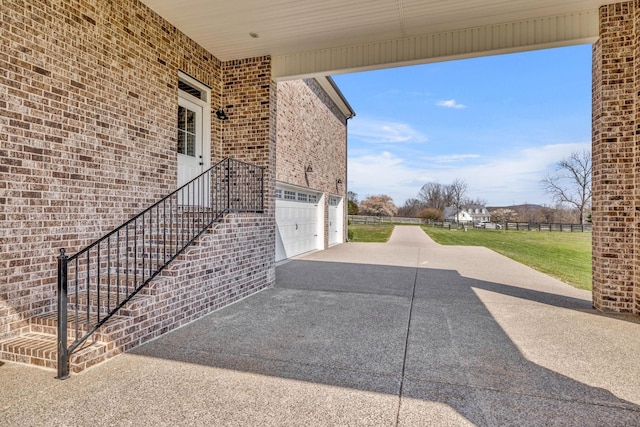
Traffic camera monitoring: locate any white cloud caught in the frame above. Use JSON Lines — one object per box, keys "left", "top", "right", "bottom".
{"left": 348, "top": 152, "right": 418, "bottom": 203}
{"left": 347, "top": 142, "right": 590, "bottom": 207}
{"left": 349, "top": 117, "right": 428, "bottom": 144}
{"left": 436, "top": 99, "right": 466, "bottom": 109}
{"left": 425, "top": 154, "right": 481, "bottom": 163}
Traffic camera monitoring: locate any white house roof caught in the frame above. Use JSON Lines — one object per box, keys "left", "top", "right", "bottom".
{"left": 140, "top": 0, "right": 617, "bottom": 78}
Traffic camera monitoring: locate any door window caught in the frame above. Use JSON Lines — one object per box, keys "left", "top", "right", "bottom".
{"left": 177, "top": 106, "right": 197, "bottom": 157}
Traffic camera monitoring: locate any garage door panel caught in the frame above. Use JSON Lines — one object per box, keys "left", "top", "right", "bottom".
{"left": 275, "top": 195, "right": 320, "bottom": 262}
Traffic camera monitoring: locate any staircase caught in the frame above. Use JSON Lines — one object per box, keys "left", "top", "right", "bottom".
{"left": 0, "top": 158, "right": 264, "bottom": 377}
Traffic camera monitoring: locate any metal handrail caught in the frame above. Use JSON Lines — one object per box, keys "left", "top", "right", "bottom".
{"left": 56, "top": 158, "right": 264, "bottom": 379}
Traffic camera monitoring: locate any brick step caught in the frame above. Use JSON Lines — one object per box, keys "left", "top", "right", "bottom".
{"left": 75, "top": 273, "right": 155, "bottom": 293}
{"left": 0, "top": 332, "right": 111, "bottom": 373}
{"left": 30, "top": 312, "right": 133, "bottom": 343}
{"left": 96, "top": 271, "right": 174, "bottom": 295}
{"left": 0, "top": 209, "right": 223, "bottom": 375}
{"left": 69, "top": 288, "right": 154, "bottom": 316}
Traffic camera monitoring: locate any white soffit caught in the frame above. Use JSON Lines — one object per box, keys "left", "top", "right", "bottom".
{"left": 139, "top": 0, "right": 615, "bottom": 79}
{"left": 275, "top": 11, "right": 599, "bottom": 79}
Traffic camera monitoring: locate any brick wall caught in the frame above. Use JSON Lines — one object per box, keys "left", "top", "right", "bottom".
{"left": 592, "top": 1, "right": 639, "bottom": 314}
{"left": 275, "top": 78, "right": 348, "bottom": 247}
{"left": 0, "top": 0, "right": 275, "bottom": 342}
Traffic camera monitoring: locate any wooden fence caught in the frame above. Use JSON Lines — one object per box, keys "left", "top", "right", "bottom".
{"left": 500, "top": 222, "right": 592, "bottom": 232}
{"left": 348, "top": 216, "right": 592, "bottom": 233}
{"left": 429, "top": 221, "right": 592, "bottom": 232}
{"left": 348, "top": 215, "right": 423, "bottom": 225}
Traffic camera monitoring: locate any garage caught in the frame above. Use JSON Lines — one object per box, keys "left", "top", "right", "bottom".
{"left": 275, "top": 185, "right": 323, "bottom": 262}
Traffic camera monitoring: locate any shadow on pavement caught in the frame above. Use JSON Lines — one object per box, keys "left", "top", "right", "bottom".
{"left": 131, "top": 259, "right": 640, "bottom": 425}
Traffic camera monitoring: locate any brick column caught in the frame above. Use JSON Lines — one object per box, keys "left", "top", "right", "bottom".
{"left": 592, "top": 1, "right": 639, "bottom": 313}
{"left": 221, "top": 57, "right": 275, "bottom": 213}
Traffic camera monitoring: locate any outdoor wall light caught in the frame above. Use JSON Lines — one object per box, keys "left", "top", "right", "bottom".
{"left": 304, "top": 165, "right": 313, "bottom": 186}
{"left": 216, "top": 109, "right": 229, "bottom": 121}
{"left": 336, "top": 178, "right": 343, "bottom": 185}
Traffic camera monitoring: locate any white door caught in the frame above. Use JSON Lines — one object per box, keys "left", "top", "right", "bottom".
{"left": 177, "top": 95, "right": 204, "bottom": 188}
{"left": 328, "top": 196, "right": 343, "bottom": 246}
{"left": 275, "top": 189, "right": 320, "bottom": 261}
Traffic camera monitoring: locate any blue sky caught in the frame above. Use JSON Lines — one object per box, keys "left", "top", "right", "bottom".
{"left": 332, "top": 44, "right": 592, "bottom": 208}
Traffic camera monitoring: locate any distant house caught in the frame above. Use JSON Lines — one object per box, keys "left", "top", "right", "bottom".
{"left": 462, "top": 204, "right": 491, "bottom": 223}
{"left": 444, "top": 207, "right": 474, "bottom": 223}
{"left": 444, "top": 204, "right": 490, "bottom": 223}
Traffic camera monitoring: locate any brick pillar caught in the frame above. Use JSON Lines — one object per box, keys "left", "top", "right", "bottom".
{"left": 220, "top": 56, "right": 275, "bottom": 213}
{"left": 592, "top": 1, "right": 639, "bottom": 314}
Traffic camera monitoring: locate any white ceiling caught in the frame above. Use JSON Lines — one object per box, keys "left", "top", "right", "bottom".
{"left": 140, "top": 0, "right": 617, "bottom": 77}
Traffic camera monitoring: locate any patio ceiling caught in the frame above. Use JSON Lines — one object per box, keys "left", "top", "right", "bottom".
{"left": 140, "top": 0, "right": 618, "bottom": 78}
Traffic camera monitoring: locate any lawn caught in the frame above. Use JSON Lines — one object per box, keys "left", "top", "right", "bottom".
{"left": 348, "top": 223, "right": 395, "bottom": 242}
{"left": 348, "top": 223, "right": 592, "bottom": 290}
{"left": 421, "top": 226, "right": 592, "bottom": 290}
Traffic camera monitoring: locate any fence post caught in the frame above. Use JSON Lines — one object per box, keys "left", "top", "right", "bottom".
{"left": 57, "top": 248, "right": 69, "bottom": 380}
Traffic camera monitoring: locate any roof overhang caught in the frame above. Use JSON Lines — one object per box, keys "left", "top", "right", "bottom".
{"left": 315, "top": 77, "right": 356, "bottom": 119}
{"left": 139, "top": 0, "right": 617, "bottom": 79}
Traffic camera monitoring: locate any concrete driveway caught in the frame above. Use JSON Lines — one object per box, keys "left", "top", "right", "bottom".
{"left": 2, "top": 226, "right": 640, "bottom": 426}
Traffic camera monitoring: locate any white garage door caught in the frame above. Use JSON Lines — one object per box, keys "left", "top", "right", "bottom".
{"left": 275, "top": 187, "right": 321, "bottom": 262}
{"left": 328, "top": 196, "right": 343, "bottom": 246}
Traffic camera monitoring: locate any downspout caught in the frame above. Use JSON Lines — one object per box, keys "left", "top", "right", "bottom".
{"left": 345, "top": 113, "right": 355, "bottom": 241}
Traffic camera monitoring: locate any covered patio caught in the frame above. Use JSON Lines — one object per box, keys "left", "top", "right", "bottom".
{"left": 2, "top": 227, "right": 638, "bottom": 425}
{"left": 140, "top": 0, "right": 640, "bottom": 314}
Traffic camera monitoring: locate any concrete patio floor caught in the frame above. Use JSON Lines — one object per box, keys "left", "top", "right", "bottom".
{"left": 2, "top": 226, "right": 640, "bottom": 426}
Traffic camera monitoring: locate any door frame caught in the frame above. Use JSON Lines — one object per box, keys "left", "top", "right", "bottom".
{"left": 328, "top": 195, "right": 343, "bottom": 246}
{"left": 177, "top": 72, "right": 211, "bottom": 188}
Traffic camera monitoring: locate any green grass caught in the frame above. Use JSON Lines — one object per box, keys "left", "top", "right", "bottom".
{"left": 421, "top": 227, "right": 592, "bottom": 290}
{"left": 348, "top": 223, "right": 395, "bottom": 242}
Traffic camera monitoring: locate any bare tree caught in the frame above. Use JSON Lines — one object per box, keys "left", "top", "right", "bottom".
{"left": 417, "top": 208, "right": 444, "bottom": 222}
{"left": 463, "top": 197, "right": 488, "bottom": 208}
{"left": 449, "top": 178, "right": 468, "bottom": 223}
{"left": 542, "top": 150, "right": 592, "bottom": 224}
{"left": 359, "top": 194, "right": 398, "bottom": 217}
{"left": 418, "top": 182, "right": 452, "bottom": 211}
{"left": 397, "top": 198, "right": 425, "bottom": 218}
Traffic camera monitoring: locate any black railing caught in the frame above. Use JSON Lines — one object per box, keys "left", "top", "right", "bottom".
{"left": 56, "top": 158, "right": 264, "bottom": 379}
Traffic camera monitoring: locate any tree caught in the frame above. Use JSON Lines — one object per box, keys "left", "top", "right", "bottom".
{"left": 347, "top": 199, "right": 359, "bottom": 215}
{"left": 397, "top": 198, "right": 425, "bottom": 218}
{"left": 417, "top": 182, "right": 452, "bottom": 211}
{"left": 347, "top": 191, "right": 359, "bottom": 215}
{"left": 417, "top": 208, "right": 444, "bottom": 222}
{"left": 449, "top": 178, "right": 468, "bottom": 223}
{"left": 463, "top": 197, "right": 487, "bottom": 208}
{"left": 359, "top": 194, "right": 398, "bottom": 217}
{"left": 542, "top": 150, "right": 592, "bottom": 224}
{"left": 491, "top": 208, "right": 518, "bottom": 224}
